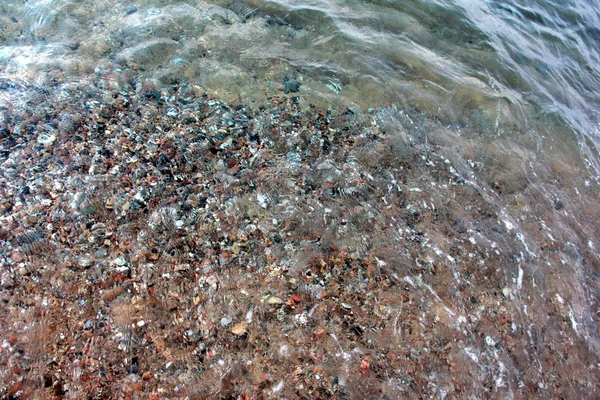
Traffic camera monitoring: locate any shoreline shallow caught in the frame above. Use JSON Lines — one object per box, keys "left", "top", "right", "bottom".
{"left": 1, "top": 72, "right": 599, "bottom": 398}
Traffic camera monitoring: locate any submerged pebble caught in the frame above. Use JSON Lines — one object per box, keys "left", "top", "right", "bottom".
{"left": 283, "top": 77, "right": 302, "bottom": 93}
{"left": 0, "top": 68, "right": 595, "bottom": 400}
{"left": 37, "top": 133, "right": 56, "bottom": 145}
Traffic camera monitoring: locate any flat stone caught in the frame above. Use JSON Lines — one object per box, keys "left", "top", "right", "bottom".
{"left": 78, "top": 256, "right": 92, "bottom": 268}
{"left": 267, "top": 296, "right": 283, "bottom": 305}
{"left": 231, "top": 322, "right": 248, "bottom": 335}
{"left": 113, "top": 256, "right": 127, "bottom": 266}
{"left": 37, "top": 133, "right": 56, "bottom": 145}
{"left": 11, "top": 251, "right": 24, "bottom": 263}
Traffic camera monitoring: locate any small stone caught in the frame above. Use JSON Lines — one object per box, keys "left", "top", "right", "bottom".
{"left": 231, "top": 322, "right": 248, "bottom": 336}
{"left": 206, "top": 275, "right": 218, "bottom": 289}
{"left": 131, "top": 381, "right": 142, "bottom": 391}
{"left": 231, "top": 242, "right": 240, "bottom": 255}
{"left": 116, "top": 265, "right": 130, "bottom": 273}
{"left": 11, "top": 251, "right": 24, "bottom": 263}
{"left": 267, "top": 296, "right": 283, "bottom": 305}
{"left": 125, "top": 5, "right": 138, "bottom": 15}
{"left": 18, "top": 267, "right": 28, "bottom": 276}
{"left": 218, "top": 137, "right": 233, "bottom": 150}
{"left": 84, "top": 320, "right": 94, "bottom": 330}
{"left": 171, "top": 57, "right": 187, "bottom": 65}
{"left": 113, "top": 256, "right": 127, "bottom": 266}
{"left": 95, "top": 249, "right": 108, "bottom": 258}
{"left": 225, "top": 157, "right": 237, "bottom": 169}
{"left": 78, "top": 256, "right": 93, "bottom": 268}
{"left": 283, "top": 78, "right": 302, "bottom": 93}
{"left": 37, "top": 133, "right": 56, "bottom": 145}
{"left": 220, "top": 317, "right": 232, "bottom": 327}
{"left": 7, "top": 334, "right": 17, "bottom": 345}
{"left": 143, "top": 371, "right": 153, "bottom": 381}
{"left": 294, "top": 312, "right": 308, "bottom": 326}
{"left": 8, "top": 381, "right": 23, "bottom": 397}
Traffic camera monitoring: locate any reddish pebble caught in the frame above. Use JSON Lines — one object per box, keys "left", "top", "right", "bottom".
{"left": 131, "top": 382, "right": 143, "bottom": 392}
{"left": 7, "top": 334, "right": 17, "bottom": 345}
{"left": 11, "top": 252, "right": 24, "bottom": 263}
{"left": 225, "top": 157, "right": 237, "bottom": 168}
{"left": 8, "top": 382, "right": 23, "bottom": 396}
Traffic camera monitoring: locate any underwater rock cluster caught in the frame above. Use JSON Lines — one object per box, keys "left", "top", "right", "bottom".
{"left": 0, "top": 71, "right": 599, "bottom": 399}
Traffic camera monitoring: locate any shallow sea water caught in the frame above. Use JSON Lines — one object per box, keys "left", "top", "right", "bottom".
{"left": 1, "top": 0, "right": 600, "bottom": 397}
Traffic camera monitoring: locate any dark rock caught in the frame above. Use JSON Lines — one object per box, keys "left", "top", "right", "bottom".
{"left": 283, "top": 77, "right": 302, "bottom": 93}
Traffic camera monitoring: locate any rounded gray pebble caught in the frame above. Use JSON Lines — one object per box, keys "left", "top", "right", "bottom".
{"left": 125, "top": 6, "right": 138, "bottom": 15}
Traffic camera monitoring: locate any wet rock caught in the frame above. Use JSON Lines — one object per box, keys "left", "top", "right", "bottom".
{"left": 11, "top": 251, "right": 24, "bottom": 263}
{"left": 267, "top": 296, "right": 283, "bottom": 305}
{"left": 283, "top": 77, "right": 302, "bottom": 93}
{"left": 231, "top": 322, "right": 248, "bottom": 335}
{"left": 112, "top": 256, "right": 127, "bottom": 266}
{"left": 77, "top": 255, "right": 93, "bottom": 268}
{"left": 95, "top": 249, "right": 108, "bottom": 258}
{"left": 128, "top": 364, "right": 139, "bottom": 374}
{"left": 142, "top": 371, "right": 153, "bottom": 381}
{"left": 37, "top": 133, "right": 56, "bottom": 145}
{"left": 125, "top": 6, "right": 138, "bottom": 15}
{"left": 8, "top": 382, "right": 23, "bottom": 398}
{"left": 0, "top": 67, "right": 596, "bottom": 400}
{"left": 67, "top": 41, "right": 80, "bottom": 51}
{"left": 118, "top": 39, "right": 179, "bottom": 69}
